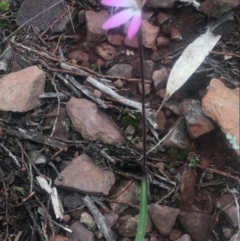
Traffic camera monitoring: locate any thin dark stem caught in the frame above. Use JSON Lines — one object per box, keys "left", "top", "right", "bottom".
{"left": 138, "top": 29, "right": 147, "bottom": 175}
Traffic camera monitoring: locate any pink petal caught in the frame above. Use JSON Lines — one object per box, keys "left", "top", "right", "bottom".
{"left": 127, "top": 12, "right": 141, "bottom": 39}
{"left": 102, "top": 9, "right": 134, "bottom": 30}
{"left": 102, "top": 0, "right": 135, "bottom": 7}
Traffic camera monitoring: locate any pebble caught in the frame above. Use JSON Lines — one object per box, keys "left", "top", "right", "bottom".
{"left": 146, "top": 0, "right": 175, "bottom": 8}
{"left": 106, "top": 64, "right": 133, "bottom": 78}
{"left": 142, "top": 20, "right": 160, "bottom": 48}
{"left": 107, "top": 34, "right": 124, "bottom": 46}
{"left": 95, "top": 42, "right": 117, "bottom": 60}
{"left": 152, "top": 67, "right": 169, "bottom": 91}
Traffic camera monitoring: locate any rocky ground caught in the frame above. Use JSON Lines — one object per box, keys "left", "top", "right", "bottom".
{"left": 0, "top": 0, "right": 239, "bottom": 241}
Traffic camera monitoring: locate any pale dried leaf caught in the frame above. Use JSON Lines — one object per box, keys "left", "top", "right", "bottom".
{"left": 160, "top": 28, "right": 221, "bottom": 109}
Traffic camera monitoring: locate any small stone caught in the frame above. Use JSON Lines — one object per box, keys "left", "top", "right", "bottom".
{"left": 124, "top": 36, "right": 139, "bottom": 48}
{"left": 64, "top": 193, "right": 84, "bottom": 210}
{"left": 156, "top": 162, "right": 165, "bottom": 172}
{"left": 66, "top": 98, "right": 124, "bottom": 145}
{"left": 138, "top": 83, "right": 151, "bottom": 95}
{"left": 80, "top": 212, "right": 96, "bottom": 231}
{"left": 221, "top": 225, "right": 234, "bottom": 239}
{"left": 155, "top": 109, "right": 166, "bottom": 131}
{"left": 93, "top": 89, "right": 102, "bottom": 98}
{"left": 67, "top": 221, "right": 94, "bottom": 241}
{"left": 106, "top": 64, "right": 133, "bottom": 78}
{"left": 110, "top": 180, "right": 140, "bottom": 214}
{"left": 86, "top": 10, "right": 109, "bottom": 41}
{"left": 202, "top": 78, "right": 240, "bottom": 156}
{"left": 162, "top": 117, "right": 192, "bottom": 150}
{"left": 107, "top": 34, "right": 124, "bottom": 46}
{"left": 148, "top": 204, "right": 180, "bottom": 237}
{"left": 170, "top": 28, "right": 182, "bottom": 42}
{"left": 152, "top": 68, "right": 169, "bottom": 91}
{"left": 95, "top": 42, "right": 117, "bottom": 60}
{"left": 142, "top": 20, "right": 160, "bottom": 48}
{"left": 178, "top": 210, "right": 212, "bottom": 241}
{"left": 68, "top": 50, "right": 89, "bottom": 63}
{"left": 118, "top": 214, "right": 153, "bottom": 237}
{"left": 169, "top": 229, "right": 181, "bottom": 240}
{"left": 63, "top": 214, "right": 71, "bottom": 223}
{"left": 114, "top": 79, "right": 124, "bottom": 88}
{"left": 176, "top": 234, "right": 192, "bottom": 241}
{"left": 0, "top": 66, "right": 45, "bottom": 112}
{"left": 146, "top": 0, "right": 175, "bottom": 8}
{"left": 136, "top": 60, "right": 155, "bottom": 80}
{"left": 55, "top": 154, "right": 115, "bottom": 196}
{"left": 181, "top": 99, "right": 215, "bottom": 139}
{"left": 142, "top": 10, "right": 154, "bottom": 20}
{"left": 104, "top": 211, "right": 119, "bottom": 228}
{"left": 157, "top": 12, "right": 172, "bottom": 24}
{"left": 217, "top": 194, "right": 239, "bottom": 227}
{"left": 157, "top": 36, "right": 170, "bottom": 48}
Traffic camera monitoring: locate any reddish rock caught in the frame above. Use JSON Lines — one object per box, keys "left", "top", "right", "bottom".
{"left": 142, "top": 20, "right": 160, "bottom": 48}
{"left": 67, "top": 221, "right": 94, "bottom": 241}
{"left": 86, "top": 10, "right": 109, "bottom": 41}
{"left": 104, "top": 211, "right": 119, "bottom": 228}
{"left": 178, "top": 210, "right": 212, "bottom": 241}
{"left": 107, "top": 34, "right": 124, "bottom": 46}
{"left": 0, "top": 66, "right": 45, "bottom": 112}
{"left": 202, "top": 78, "right": 240, "bottom": 155}
{"left": 152, "top": 68, "right": 169, "bottom": 91}
{"left": 114, "top": 79, "right": 124, "bottom": 88}
{"left": 170, "top": 28, "right": 182, "bottom": 42}
{"left": 148, "top": 204, "right": 180, "bottom": 237}
{"left": 157, "top": 36, "right": 170, "bottom": 48}
{"left": 66, "top": 98, "right": 124, "bottom": 145}
{"left": 178, "top": 164, "right": 197, "bottom": 202}
{"left": 156, "top": 109, "right": 166, "bottom": 131}
{"left": 181, "top": 99, "right": 215, "bottom": 139}
{"left": 217, "top": 194, "right": 239, "bottom": 227}
{"left": 200, "top": 0, "right": 240, "bottom": 17}
{"left": 157, "top": 89, "right": 166, "bottom": 99}
{"left": 68, "top": 50, "right": 89, "bottom": 63}
{"left": 157, "top": 12, "right": 172, "bottom": 24}
{"left": 55, "top": 154, "right": 115, "bottom": 196}
{"left": 164, "top": 101, "right": 182, "bottom": 116}
{"left": 95, "top": 42, "right": 117, "bottom": 60}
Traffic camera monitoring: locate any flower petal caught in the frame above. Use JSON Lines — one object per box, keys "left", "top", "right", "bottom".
{"left": 102, "top": 0, "right": 136, "bottom": 7}
{"left": 102, "top": 9, "right": 134, "bottom": 30}
{"left": 127, "top": 11, "right": 141, "bottom": 39}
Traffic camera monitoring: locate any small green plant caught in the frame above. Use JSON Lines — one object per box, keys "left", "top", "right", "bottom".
{"left": 0, "top": 0, "right": 9, "bottom": 11}
{"left": 121, "top": 113, "right": 141, "bottom": 130}
{"left": 12, "top": 186, "right": 25, "bottom": 195}
{"left": 188, "top": 156, "right": 199, "bottom": 167}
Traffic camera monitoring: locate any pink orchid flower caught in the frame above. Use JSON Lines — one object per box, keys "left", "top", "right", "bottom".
{"left": 102, "top": 0, "right": 145, "bottom": 39}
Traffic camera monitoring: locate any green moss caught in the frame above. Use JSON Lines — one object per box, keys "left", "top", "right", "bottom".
{"left": 168, "top": 148, "right": 188, "bottom": 161}
{"left": 121, "top": 113, "right": 141, "bottom": 130}
{"left": 0, "top": 0, "right": 9, "bottom": 11}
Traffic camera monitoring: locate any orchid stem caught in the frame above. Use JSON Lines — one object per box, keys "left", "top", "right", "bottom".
{"left": 135, "top": 26, "right": 148, "bottom": 241}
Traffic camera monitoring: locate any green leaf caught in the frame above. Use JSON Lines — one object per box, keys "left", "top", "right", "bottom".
{"left": 0, "top": 0, "right": 9, "bottom": 11}
{"left": 135, "top": 175, "right": 147, "bottom": 241}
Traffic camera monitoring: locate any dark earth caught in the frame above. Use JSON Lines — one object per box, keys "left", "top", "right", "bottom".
{"left": 0, "top": 0, "right": 239, "bottom": 241}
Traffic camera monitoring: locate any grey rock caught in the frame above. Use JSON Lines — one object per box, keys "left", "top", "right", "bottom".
{"left": 67, "top": 221, "right": 94, "bottom": 241}
{"left": 64, "top": 193, "right": 84, "bottom": 209}
{"left": 152, "top": 68, "right": 169, "bottom": 91}
{"left": 142, "top": 20, "right": 159, "bottom": 48}
{"left": 106, "top": 64, "right": 133, "bottom": 78}
{"left": 17, "top": 0, "right": 70, "bottom": 32}
{"left": 55, "top": 154, "right": 115, "bottom": 196}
